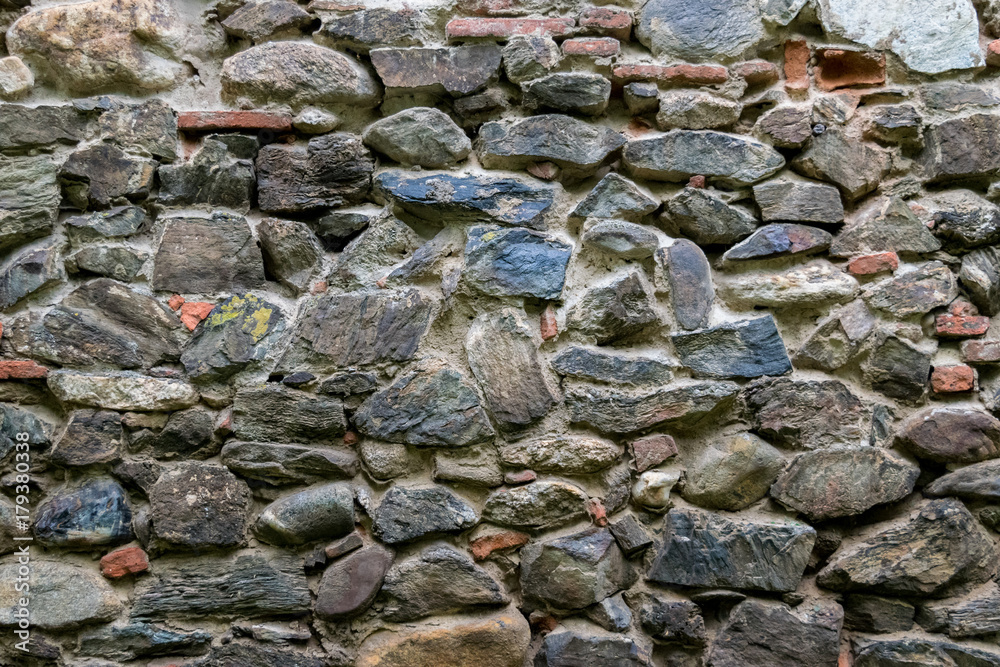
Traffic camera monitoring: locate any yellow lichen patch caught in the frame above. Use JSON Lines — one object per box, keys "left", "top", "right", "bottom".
{"left": 206, "top": 293, "right": 249, "bottom": 328}
{"left": 244, "top": 305, "right": 274, "bottom": 342}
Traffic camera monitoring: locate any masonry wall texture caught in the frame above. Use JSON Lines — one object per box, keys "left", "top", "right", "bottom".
{"left": 2, "top": 0, "right": 1000, "bottom": 665}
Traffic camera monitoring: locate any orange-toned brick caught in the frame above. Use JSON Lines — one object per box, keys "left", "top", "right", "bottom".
{"left": 179, "top": 301, "right": 215, "bottom": 331}
{"left": 630, "top": 434, "right": 678, "bottom": 472}
{"left": 540, "top": 304, "right": 558, "bottom": 340}
{"left": 578, "top": 6, "right": 632, "bottom": 41}
{"left": 178, "top": 110, "right": 293, "bottom": 132}
{"left": 504, "top": 469, "right": 536, "bottom": 485}
{"left": 784, "top": 40, "right": 810, "bottom": 93}
{"left": 446, "top": 17, "right": 575, "bottom": 39}
{"left": 961, "top": 340, "right": 1000, "bottom": 363}
{"left": 988, "top": 39, "right": 1000, "bottom": 67}
{"left": 562, "top": 37, "right": 620, "bottom": 57}
{"left": 931, "top": 365, "right": 975, "bottom": 393}
{"left": 815, "top": 48, "right": 885, "bottom": 92}
{"left": 612, "top": 63, "right": 728, "bottom": 86}
{"left": 167, "top": 294, "right": 185, "bottom": 311}
{"left": 936, "top": 315, "right": 990, "bottom": 339}
{"left": 732, "top": 60, "right": 780, "bottom": 87}
{"left": 527, "top": 161, "right": 560, "bottom": 180}
{"left": 343, "top": 431, "right": 359, "bottom": 446}
{"left": 100, "top": 546, "right": 149, "bottom": 579}
{"left": 470, "top": 531, "right": 529, "bottom": 560}
{"left": 0, "top": 360, "right": 48, "bottom": 380}
{"left": 847, "top": 252, "right": 898, "bottom": 276}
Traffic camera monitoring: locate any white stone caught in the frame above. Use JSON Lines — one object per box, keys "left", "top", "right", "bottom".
{"left": 48, "top": 371, "right": 199, "bottom": 411}
{"left": 0, "top": 57, "right": 33, "bottom": 100}
{"left": 818, "top": 0, "right": 983, "bottom": 74}
{"left": 632, "top": 470, "right": 680, "bottom": 510}
{"left": 720, "top": 260, "right": 860, "bottom": 308}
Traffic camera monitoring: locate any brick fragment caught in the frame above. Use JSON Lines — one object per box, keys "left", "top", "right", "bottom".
{"left": 446, "top": 17, "right": 575, "bottom": 40}
{"left": 988, "top": 39, "right": 1000, "bottom": 68}
{"left": 613, "top": 63, "right": 728, "bottom": 86}
{"left": 504, "top": 469, "right": 537, "bottom": 485}
{"left": 179, "top": 301, "right": 215, "bottom": 331}
{"left": 784, "top": 40, "right": 810, "bottom": 93}
{"left": 931, "top": 365, "right": 975, "bottom": 393}
{"left": 578, "top": 6, "right": 632, "bottom": 41}
{"left": 815, "top": 48, "right": 885, "bottom": 92}
{"left": 100, "top": 546, "right": 149, "bottom": 579}
{"left": 562, "top": 37, "right": 620, "bottom": 57}
{"left": 529, "top": 611, "right": 559, "bottom": 633}
{"left": 961, "top": 340, "right": 1000, "bottom": 363}
{"left": 343, "top": 430, "right": 359, "bottom": 446}
{"left": 936, "top": 315, "right": 990, "bottom": 339}
{"left": 0, "top": 360, "right": 47, "bottom": 380}
{"left": 178, "top": 110, "right": 294, "bottom": 132}
{"left": 847, "top": 252, "right": 898, "bottom": 276}
{"left": 586, "top": 498, "right": 608, "bottom": 526}
{"left": 167, "top": 294, "right": 184, "bottom": 311}
{"left": 456, "top": 0, "right": 522, "bottom": 16}
{"left": 540, "top": 304, "right": 558, "bottom": 340}
{"left": 527, "top": 161, "right": 560, "bottom": 180}
{"left": 687, "top": 175, "right": 706, "bottom": 188}
{"left": 732, "top": 60, "right": 780, "bottom": 87}
{"left": 470, "top": 530, "right": 529, "bottom": 560}
{"left": 325, "top": 532, "right": 363, "bottom": 559}
{"left": 629, "top": 434, "right": 678, "bottom": 472}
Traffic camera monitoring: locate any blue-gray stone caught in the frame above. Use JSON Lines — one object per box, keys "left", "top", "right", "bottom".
{"left": 671, "top": 316, "right": 791, "bottom": 379}
{"left": 78, "top": 623, "right": 212, "bottom": 662}
{"left": 464, "top": 226, "right": 572, "bottom": 300}
{"left": 374, "top": 170, "right": 555, "bottom": 229}
{"left": 33, "top": 478, "right": 133, "bottom": 548}
{"left": 637, "top": 0, "right": 766, "bottom": 62}
{"left": 372, "top": 485, "right": 479, "bottom": 544}
{"left": 551, "top": 347, "right": 673, "bottom": 386}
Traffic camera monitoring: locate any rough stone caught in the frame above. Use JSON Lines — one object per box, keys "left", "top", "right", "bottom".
{"left": 158, "top": 137, "right": 255, "bottom": 213}
{"left": 753, "top": 180, "right": 845, "bottom": 223}
{"left": 683, "top": 432, "right": 785, "bottom": 511}
{"left": 0, "top": 560, "right": 121, "bottom": 629}
{"left": 60, "top": 144, "right": 156, "bottom": 210}
{"left": 483, "top": 480, "right": 589, "bottom": 531}
{"left": 551, "top": 347, "right": 673, "bottom": 387}
{"left": 319, "top": 7, "right": 421, "bottom": 53}
{"left": 864, "top": 262, "right": 958, "bottom": 317}
{"left": 566, "top": 271, "right": 658, "bottom": 344}
{"left": 742, "top": 377, "right": 869, "bottom": 449}
{"left": 925, "top": 459, "right": 1000, "bottom": 500}
{"left": 723, "top": 224, "right": 833, "bottom": 262}
{"left": 672, "top": 316, "right": 792, "bottom": 379}
{"left": 256, "top": 134, "right": 373, "bottom": 213}
{"left": 34, "top": 478, "right": 132, "bottom": 548}
{"left": 364, "top": 107, "right": 471, "bottom": 168}
{"left": 48, "top": 371, "right": 199, "bottom": 411}
{"left": 755, "top": 106, "right": 813, "bottom": 148}
{"left": 372, "top": 486, "right": 478, "bottom": 544}
{"left": 843, "top": 595, "right": 915, "bottom": 634}
{"left": 582, "top": 220, "right": 659, "bottom": 260}
{"left": 831, "top": 196, "right": 941, "bottom": 258}
{"left": 520, "top": 527, "right": 634, "bottom": 611}
{"left": 498, "top": 436, "right": 621, "bottom": 474}
{"left": 502, "top": 35, "right": 561, "bottom": 84}
{"left": 375, "top": 170, "right": 555, "bottom": 229}
{"left": 708, "top": 599, "right": 843, "bottom": 667}
{"left": 917, "top": 583, "right": 1000, "bottom": 638}
{"left": 566, "top": 382, "right": 739, "bottom": 434}
{"left": 535, "top": 627, "right": 651, "bottom": 667}
{"left": 181, "top": 294, "right": 285, "bottom": 382}
{"left": 625, "top": 131, "right": 784, "bottom": 187}
{"left": 0, "top": 155, "right": 60, "bottom": 253}
{"left": 853, "top": 639, "right": 1000, "bottom": 666}
{"left": 0, "top": 243, "right": 64, "bottom": 310}
{"left": 233, "top": 385, "right": 345, "bottom": 443}
{"left": 863, "top": 332, "right": 932, "bottom": 402}
{"left": 720, "top": 260, "right": 860, "bottom": 308}
{"left": 433, "top": 446, "right": 504, "bottom": 487}
{"left": 315, "top": 544, "right": 394, "bottom": 620}
{"left": 152, "top": 214, "right": 264, "bottom": 294}
{"left": 922, "top": 113, "right": 1000, "bottom": 182}
{"left": 221, "top": 441, "right": 359, "bottom": 485}
{"left": 663, "top": 187, "right": 759, "bottom": 245}
{"left": 49, "top": 410, "right": 123, "bottom": 466}
{"left": 658, "top": 240, "right": 713, "bottom": 330}
{"left": 791, "top": 129, "right": 890, "bottom": 201}
{"left": 222, "top": 42, "right": 381, "bottom": 108}
{"left": 636, "top": 0, "right": 765, "bottom": 62}
{"left": 221, "top": 0, "right": 312, "bottom": 41}
{"left": 257, "top": 219, "right": 321, "bottom": 294}
{"left": 960, "top": 247, "right": 1000, "bottom": 315}
{"left": 254, "top": 483, "right": 354, "bottom": 546}
{"left": 149, "top": 463, "right": 252, "bottom": 549}
{"left": 656, "top": 90, "right": 741, "bottom": 130}
{"left": 795, "top": 300, "right": 877, "bottom": 371}
{"left": 77, "top": 623, "right": 211, "bottom": 662}
{"left": 588, "top": 593, "right": 633, "bottom": 633}
{"left": 570, "top": 173, "right": 658, "bottom": 222}
{"left": 65, "top": 246, "right": 147, "bottom": 282}
{"left": 477, "top": 114, "right": 625, "bottom": 180}
{"left": 463, "top": 226, "right": 572, "bottom": 300}
{"left": 925, "top": 189, "right": 1000, "bottom": 251}
{"left": 523, "top": 73, "right": 611, "bottom": 116}
{"left": 895, "top": 407, "right": 1000, "bottom": 463}
{"left": 129, "top": 407, "right": 218, "bottom": 460}
{"left": 371, "top": 45, "right": 502, "bottom": 96}
{"left": 818, "top": 500, "right": 997, "bottom": 596}
{"left": 648, "top": 508, "right": 815, "bottom": 592}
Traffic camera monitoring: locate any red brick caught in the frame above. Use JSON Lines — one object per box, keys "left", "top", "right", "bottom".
{"left": 167, "top": 294, "right": 184, "bottom": 311}
{"left": 504, "top": 469, "right": 537, "bottom": 485}
{"left": 629, "top": 434, "right": 678, "bottom": 472}
{"left": 470, "top": 530, "right": 529, "bottom": 560}
{"left": 180, "top": 301, "right": 215, "bottom": 331}
{"left": 847, "top": 252, "right": 898, "bottom": 276}
{"left": 562, "top": 37, "right": 620, "bottom": 57}
{"left": 578, "top": 6, "right": 632, "bottom": 41}
{"left": 446, "top": 17, "right": 575, "bottom": 39}
{"left": 988, "top": 39, "right": 1000, "bottom": 67}
{"left": 732, "top": 60, "right": 780, "bottom": 87}
{"left": 815, "top": 48, "right": 885, "bottom": 92}
{"left": 936, "top": 315, "right": 990, "bottom": 339}
{"left": 0, "top": 360, "right": 47, "bottom": 380}
{"left": 688, "top": 175, "right": 706, "bottom": 188}
{"left": 100, "top": 546, "right": 149, "bottom": 579}
{"left": 949, "top": 300, "right": 979, "bottom": 316}
{"left": 931, "top": 365, "right": 975, "bottom": 393}
{"left": 540, "top": 304, "right": 558, "bottom": 340}
{"left": 586, "top": 498, "right": 608, "bottom": 527}
{"left": 613, "top": 63, "right": 729, "bottom": 86}
{"left": 784, "top": 40, "right": 810, "bottom": 93}
{"left": 962, "top": 340, "right": 1000, "bottom": 363}
{"left": 178, "top": 110, "right": 294, "bottom": 132}
{"left": 456, "top": 0, "right": 522, "bottom": 16}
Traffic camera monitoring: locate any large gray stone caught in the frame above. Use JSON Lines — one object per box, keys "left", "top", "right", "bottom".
{"left": 181, "top": 294, "right": 285, "bottom": 382}
{"left": 233, "top": 385, "right": 346, "bottom": 443}
{"left": 895, "top": 407, "right": 1000, "bottom": 464}
{"left": 221, "top": 42, "right": 381, "bottom": 108}
{"left": 648, "top": 508, "right": 816, "bottom": 592}
{"left": 582, "top": 220, "right": 659, "bottom": 260}
{"left": 625, "top": 131, "right": 784, "bottom": 187}
{"left": 59, "top": 144, "right": 156, "bottom": 209}
{"left": 221, "top": 0, "right": 312, "bottom": 41}
{"left": 149, "top": 463, "right": 252, "bottom": 549}
{"left": 720, "top": 260, "right": 860, "bottom": 308}
{"left": 925, "top": 459, "right": 1000, "bottom": 501}
{"left": 863, "top": 332, "right": 932, "bottom": 403}
{"left": 791, "top": 128, "right": 890, "bottom": 201}
{"left": 372, "top": 485, "right": 479, "bottom": 544}
{"left": 0, "top": 243, "right": 64, "bottom": 310}
{"left": 795, "top": 300, "right": 876, "bottom": 371}
{"left": 830, "top": 196, "right": 941, "bottom": 257}
{"left": 370, "top": 45, "right": 501, "bottom": 96}
{"left": 0, "top": 105, "right": 90, "bottom": 152}
{"left": 355, "top": 360, "right": 494, "bottom": 447}
{"left": 917, "top": 583, "right": 1000, "bottom": 638}
{"left": 817, "top": 0, "right": 983, "bottom": 74}
{"left": 659, "top": 240, "right": 713, "bottom": 330}
{"left": 0, "top": 560, "right": 121, "bottom": 629}
{"left": 257, "top": 217, "right": 322, "bottom": 294}
{"left": 771, "top": 448, "right": 919, "bottom": 521}
{"left": 34, "top": 478, "right": 132, "bottom": 548}
{"left": 960, "top": 247, "right": 1000, "bottom": 315}
{"left": 253, "top": 483, "right": 354, "bottom": 546}
{"left": 0, "top": 155, "right": 60, "bottom": 253}
{"left": 820, "top": 500, "right": 998, "bottom": 597}
{"left": 463, "top": 226, "right": 572, "bottom": 300}
{"left": 864, "top": 262, "right": 958, "bottom": 317}
{"left": 662, "top": 187, "right": 759, "bottom": 245}
{"left": 672, "top": 316, "right": 792, "bottom": 379}
{"left": 522, "top": 73, "right": 611, "bottom": 116}
{"left": 571, "top": 173, "right": 658, "bottom": 222}
{"left": 566, "top": 271, "right": 658, "bottom": 344}
{"left": 535, "top": 627, "right": 652, "bottom": 667}
{"left": 158, "top": 137, "right": 254, "bottom": 213}
{"left": 221, "top": 441, "right": 359, "bottom": 485}
{"left": 49, "top": 410, "right": 123, "bottom": 467}
{"left": 922, "top": 114, "right": 1000, "bottom": 183}
{"left": 682, "top": 432, "right": 785, "bottom": 511}
{"left": 637, "top": 0, "right": 765, "bottom": 62}
{"left": 315, "top": 544, "right": 393, "bottom": 620}
{"left": 753, "top": 180, "right": 845, "bottom": 223}
{"left": 854, "top": 639, "right": 1000, "bottom": 667}
{"left": 566, "top": 382, "right": 739, "bottom": 434}
{"left": 48, "top": 371, "right": 199, "bottom": 411}
{"left": 723, "top": 223, "right": 833, "bottom": 262}
{"left": 363, "top": 107, "right": 471, "bottom": 168}
{"left": 152, "top": 214, "right": 265, "bottom": 293}
{"left": 708, "top": 599, "right": 843, "bottom": 667}
{"left": 551, "top": 347, "right": 673, "bottom": 387}
{"left": 498, "top": 436, "right": 621, "bottom": 474}
{"left": 483, "top": 480, "right": 589, "bottom": 531}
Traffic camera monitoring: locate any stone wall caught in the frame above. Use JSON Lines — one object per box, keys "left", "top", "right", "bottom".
{"left": 1, "top": 0, "right": 1000, "bottom": 664}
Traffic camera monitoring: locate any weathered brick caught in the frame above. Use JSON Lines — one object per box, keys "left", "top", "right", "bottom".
{"left": 847, "top": 252, "right": 898, "bottom": 276}
{"left": 177, "top": 110, "right": 293, "bottom": 132}
{"left": 456, "top": 0, "right": 523, "bottom": 16}
{"left": 100, "top": 546, "right": 149, "bottom": 579}
{"left": 0, "top": 360, "right": 48, "bottom": 379}
{"left": 540, "top": 304, "right": 558, "bottom": 340}
{"left": 579, "top": 6, "right": 632, "bottom": 41}
{"left": 732, "top": 60, "right": 780, "bottom": 87}
{"left": 612, "top": 63, "right": 728, "bottom": 86}
{"left": 179, "top": 301, "right": 214, "bottom": 331}
{"left": 936, "top": 315, "right": 990, "bottom": 339}
{"left": 629, "top": 434, "right": 677, "bottom": 472}
{"left": 505, "top": 469, "right": 537, "bottom": 485}
{"left": 470, "top": 530, "right": 530, "bottom": 560}
{"left": 446, "top": 17, "right": 575, "bottom": 40}
{"left": 586, "top": 498, "right": 608, "bottom": 526}
{"left": 988, "top": 39, "right": 1000, "bottom": 68}
{"left": 784, "top": 40, "right": 810, "bottom": 93}
{"left": 962, "top": 340, "right": 1000, "bottom": 363}
{"left": 815, "top": 48, "right": 885, "bottom": 92}
{"left": 931, "top": 365, "right": 975, "bottom": 393}
{"left": 562, "top": 37, "right": 620, "bottom": 57}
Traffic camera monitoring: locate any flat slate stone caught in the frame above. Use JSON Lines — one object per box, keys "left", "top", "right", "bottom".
{"left": 894, "top": 407, "right": 1000, "bottom": 463}
{"left": 624, "top": 131, "right": 784, "bottom": 187}
{"left": 0, "top": 242, "right": 64, "bottom": 310}
{"left": 723, "top": 223, "right": 833, "bottom": 262}
{"left": 708, "top": 599, "right": 842, "bottom": 667}
{"left": 648, "top": 507, "right": 815, "bottom": 592}
{"left": 152, "top": 214, "right": 265, "bottom": 294}
{"left": 566, "top": 382, "right": 739, "bottom": 434}
{"left": 535, "top": 628, "right": 652, "bottom": 667}
{"left": 221, "top": 441, "right": 359, "bottom": 485}
{"left": 233, "top": 385, "right": 346, "bottom": 443}
{"left": 370, "top": 45, "right": 502, "bottom": 96}
{"left": 372, "top": 485, "right": 479, "bottom": 544}
{"left": 961, "top": 246, "right": 1000, "bottom": 316}
{"left": 925, "top": 459, "right": 1000, "bottom": 501}
{"left": 464, "top": 226, "right": 571, "bottom": 299}
{"left": 864, "top": 262, "right": 958, "bottom": 317}
{"left": 78, "top": 623, "right": 212, "bottom": 662}
{"left": 663, "top": 186, "right": 759, "bottom": 245}
{"left": 375, "top": 170, "right": 555, "bottom": 229}
{"left": 522, "top": 72, "right": 611, "bottom": 116}
{"left": 753, "top": 180, "right": 845, "bottom": 223}
{"left": 660, "top": 240, "right": 713, "bottom": 330}
{"left": 791, "top": 128, "right": 890, "bottom": 201}
{"left": 0, "top": 155, "right": 60, "bottom": 253}
{"left": 854, "top": 639, "right": 1000, "bottom": 667}
{"left": 571, "top": 173, "right": 658, "bottom": 222}
{"left": 363, "top": 107, "right": 471, "bottom": 168}
{"left": 181, "top": 294, "right": 285, "bottom": 382}
{"left": 672, "top": 316, "right": 791, "bottom": 379}
{"left": 636, "top": 0, "right": 766, "bottom": 62}
{"left": 551, "top": 346, "right": 673, "bottom": 387}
